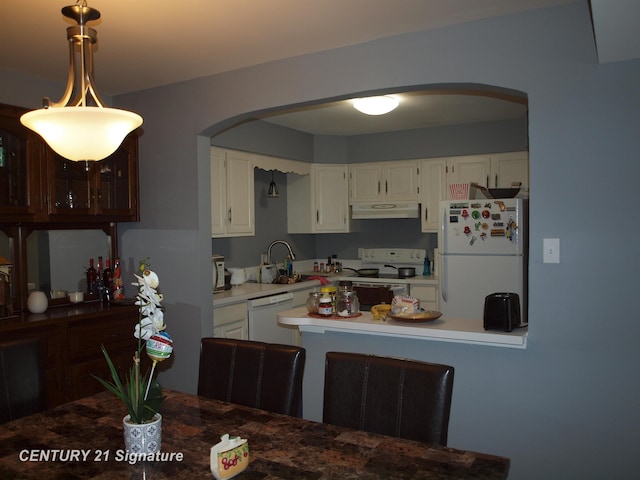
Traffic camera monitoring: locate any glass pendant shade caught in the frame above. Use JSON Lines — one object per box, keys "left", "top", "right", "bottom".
{"left": 20, "top": 1, "right": 143, "bottom": 161}
{"left": 21, "top": 107, "right": 142, "bottom": 161}
{"left": 352, "top": 96, "right": 399, "bottom": 115}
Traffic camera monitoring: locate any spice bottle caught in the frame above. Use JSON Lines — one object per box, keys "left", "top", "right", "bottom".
{"left": 318, "top": 293, "right": 333, "bottom": 317}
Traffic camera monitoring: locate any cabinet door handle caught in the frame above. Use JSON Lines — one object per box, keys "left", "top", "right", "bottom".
{"left": 377, "top": 181, "right": 380, "bottom": 194}
{"left": 385, "top": 180, "right": 388, "bottom": 193}
{"left": 495, "top": 174, "right": 498, "bottom": 187}
{"left": 227, "top": 207, "right": 232, "bottom": 223}
{"left": 425, "top": 206, "right": 428, "bottom": 222}
{"left": 486, "top": 175, "right": 489, "bottom": 188}
{"left": 316, "top": 210, "right": 319, "bottom": 223}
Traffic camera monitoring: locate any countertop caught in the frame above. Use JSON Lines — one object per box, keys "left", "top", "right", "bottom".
{"left": 0, "top": 389, "right": 509, "bottom": 479}
{"left": 213, "top": 273, "right": 439, "bottom": 307}
{"left": 279, "top": 306, "right": 528, "bottom": 349}
{"left": 0, "top": 301, "right": 138, "bottom": 331}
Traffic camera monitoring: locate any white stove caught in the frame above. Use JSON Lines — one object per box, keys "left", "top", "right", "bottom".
{"left": 349, "top": 248, "right": 427, "bottom": 308}
{"left": 358, "top": 248, "right": 426, "bottom": 275}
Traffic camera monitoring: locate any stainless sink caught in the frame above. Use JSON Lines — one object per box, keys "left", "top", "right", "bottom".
{"left": 273, "top": 273, "right": 321, "bottom": 284}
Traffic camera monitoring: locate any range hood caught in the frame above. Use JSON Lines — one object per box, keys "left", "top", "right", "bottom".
{"left": 351, "top": 202, "right": 420, "bottom": 219}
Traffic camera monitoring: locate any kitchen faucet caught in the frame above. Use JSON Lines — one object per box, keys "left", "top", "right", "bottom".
{"left": 267, "top": 240, "right": 296, "bottom": 265}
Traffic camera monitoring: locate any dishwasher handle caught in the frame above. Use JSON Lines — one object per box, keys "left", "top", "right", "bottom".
{"left": 247, "top": 292, "right": 294, "bottom": 309}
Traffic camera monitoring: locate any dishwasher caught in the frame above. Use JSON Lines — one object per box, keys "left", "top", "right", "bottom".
{"left": 247, "top": 292, "right": 297, "bottom": 345}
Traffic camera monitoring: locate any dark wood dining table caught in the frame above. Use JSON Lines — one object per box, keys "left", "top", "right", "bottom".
{"left": 0, "top": 389, "right": 509, "bottom": 479}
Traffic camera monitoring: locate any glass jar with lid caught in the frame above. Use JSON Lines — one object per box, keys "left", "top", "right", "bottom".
{"left": 306, "top": 291, "right": 322, "bottom": 314}
{"left": 337, "top": 290, "right": 359, "bottom": 316}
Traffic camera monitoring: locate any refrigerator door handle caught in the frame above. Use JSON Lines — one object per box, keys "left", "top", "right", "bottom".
{"left": 441, "top": 254, "right": 447, "bottom": 302}
{"left": 439, "top": 204, "right": 448, "bottom": 302}
{"left": 440, "top": 205, "right": 448, "bottom": 254}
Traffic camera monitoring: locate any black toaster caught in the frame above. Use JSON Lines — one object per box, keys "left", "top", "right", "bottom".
{"left": 483, "top": 293, "right": 523, "bottom": 332}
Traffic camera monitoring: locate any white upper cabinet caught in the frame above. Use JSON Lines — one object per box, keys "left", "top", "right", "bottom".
{"left": 446, "top": 155, "right": 492, "bottom": 188}
{"left": 288, "top": 164, "right": 350, "bottom": 234}
{"left": 349, "top": 160, "right": 420, "bottom": 203}
{"left": 445, "top": 151, "right": 529, "bottom": 196}
{"left": 349, "top": 163, "right": 381, "bottom": 202}
{"left": 420, "top": 158, "right": 447, "bottom": 232}
{"left": 421, "top": 152, "right": 528, "bottom": 231}
{"left": 490, "top": 151, "right": 529, "bottom": 189}
{"left": 211, "top": 147, "right": 255, "bottom": 238}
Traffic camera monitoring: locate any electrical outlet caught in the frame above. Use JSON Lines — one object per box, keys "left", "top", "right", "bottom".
{"left": 543, "top": 238, "right": 560, "bottom": 263}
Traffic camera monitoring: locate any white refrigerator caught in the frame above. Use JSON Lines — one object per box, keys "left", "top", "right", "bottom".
{"left": 437, "top": 198, "right": 527, "bottom": 324}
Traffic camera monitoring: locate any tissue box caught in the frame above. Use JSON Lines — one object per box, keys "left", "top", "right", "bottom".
{"left": 210, "top": 434, "right": 249, "bottom": 479}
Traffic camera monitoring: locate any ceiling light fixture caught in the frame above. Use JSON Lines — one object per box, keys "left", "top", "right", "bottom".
{"left": 352, "top": 96, "right": 399, "bottom": 115}
{"left": 20, "top": 1, "right": 142, "bottom": 161}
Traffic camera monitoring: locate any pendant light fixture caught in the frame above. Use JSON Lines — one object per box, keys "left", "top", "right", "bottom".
{"left": 267, "top": 171, "right": 279, "bottom": 198}
{"left": 352, "top": 95, "right": 399, "bottom": 115}
{"left": 20, "top": 1, "right": 143, "bottom": 161}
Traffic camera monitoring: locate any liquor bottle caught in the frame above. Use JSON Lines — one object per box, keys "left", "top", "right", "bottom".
{"left": 103, "top": 259, "right": 114, "bottom": 301}
{"left": 96, "top": 256, "right": 105, "bottom": 302}
{"left": 86, "top": 258, "right": 97, "bottom": 294}
{"left": 112, "top": 257, "right": 124, "bottom": 301}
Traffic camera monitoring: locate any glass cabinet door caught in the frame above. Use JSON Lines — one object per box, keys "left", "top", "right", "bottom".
{"left": 46, "top": 132, "right": 138, "bottom": 220}
{"left": 0, "top": 106, "right": 42, "bottom": 216}
{"left": 0, "top": 126, "right": 27, "bottom": 209}
{"left": 49, "top": 155, "right": 93, "bottom": 214}
{"left": 96, "top": 133, "right": 137, "bottom": 217}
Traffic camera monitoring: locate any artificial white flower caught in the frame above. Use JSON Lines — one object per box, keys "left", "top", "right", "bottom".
{"left": 132, "top": 269, "right": 165, "bottom": 339}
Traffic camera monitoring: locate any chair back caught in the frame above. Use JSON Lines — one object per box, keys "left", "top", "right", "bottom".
{"left": 0, "top": 337, "right": 45, "bottom": 424}
{"left": 323, "top": 351, "right": 454, "bottom": 445}
{"left": 198, "top": 338, "right": 305, "bottom": 417}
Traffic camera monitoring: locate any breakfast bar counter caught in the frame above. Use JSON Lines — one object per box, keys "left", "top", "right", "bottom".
{"left": 278, "top": 307, "right": 528, "bottom": 349}
{"left": 0, "top": 390, "right": 509, "bottom": 479}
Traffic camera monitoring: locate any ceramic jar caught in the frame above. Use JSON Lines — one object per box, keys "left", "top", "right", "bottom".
{"left": 27, "top": 290, "right": 48, "bottom": 314}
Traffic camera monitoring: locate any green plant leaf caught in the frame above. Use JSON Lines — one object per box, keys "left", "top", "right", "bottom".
{"left": 93, "top": 345, "right": 164, "bottom": 424}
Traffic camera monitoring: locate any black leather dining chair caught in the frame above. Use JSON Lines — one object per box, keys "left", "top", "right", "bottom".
{"left": 198, "top": 338, "right": 306, "bottom": 417}
{"left": 323, "top": 351, "right": 454, "bottom": 445}
{"left": 0, "top": 337, "right": 45, "bottom": 424}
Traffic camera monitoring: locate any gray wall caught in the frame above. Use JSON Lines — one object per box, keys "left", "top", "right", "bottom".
{"left": 4, "top": 2, "right": 639, "bottom": 478}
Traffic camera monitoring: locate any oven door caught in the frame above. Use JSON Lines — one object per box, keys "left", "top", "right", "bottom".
{"left": 352, "top": 283, "right": 408, "bottom": 311}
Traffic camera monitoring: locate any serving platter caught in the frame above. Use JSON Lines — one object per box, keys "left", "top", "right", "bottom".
{"left": 388, "top": 310, "right": 442, "bottom": 323}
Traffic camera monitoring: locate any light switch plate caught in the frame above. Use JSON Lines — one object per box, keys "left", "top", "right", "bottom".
{"left": 543, "top": 238, "right": 560, "bottom": 263}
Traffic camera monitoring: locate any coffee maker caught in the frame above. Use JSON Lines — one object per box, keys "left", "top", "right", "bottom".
{"left": 212, "top": 254, "right": 225, "bottom": 292}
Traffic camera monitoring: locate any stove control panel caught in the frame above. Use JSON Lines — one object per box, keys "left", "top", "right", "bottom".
{"left": 358, "top": 248, "right": 426, "bottom": 265}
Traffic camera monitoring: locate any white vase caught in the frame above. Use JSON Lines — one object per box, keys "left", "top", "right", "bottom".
{"left": 27, "top": 290, "right": 48, "bottom": 313}
{"left": 123, "top": 413, "right": 162, "bottom": 454}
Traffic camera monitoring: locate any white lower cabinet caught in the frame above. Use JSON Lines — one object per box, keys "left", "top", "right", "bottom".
{"left": 409, "top": 284, "right": 439, "bottom": 312}
{"left": 213, "top": 302, "right": 248, "bottom": 340}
